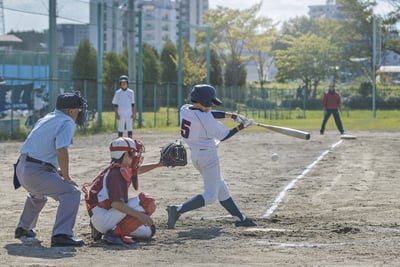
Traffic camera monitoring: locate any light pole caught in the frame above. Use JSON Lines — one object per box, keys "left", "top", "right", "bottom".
{"left": 96, "top": 1, "right": 103, "bottom": 127}
{"left": 372, "top": 15, "right": 377, "bottom": 118}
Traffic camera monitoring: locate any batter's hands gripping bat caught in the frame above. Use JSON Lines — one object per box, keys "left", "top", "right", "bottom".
{"left": 255, "top": 122, "right": 311, "bottom": 140}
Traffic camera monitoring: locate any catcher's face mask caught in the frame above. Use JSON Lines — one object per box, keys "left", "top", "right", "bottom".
{"left": 110, "top": 138, "right": 145, "bottom": 190}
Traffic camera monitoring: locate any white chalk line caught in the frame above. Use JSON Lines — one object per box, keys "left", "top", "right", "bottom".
{"left": 262, "top": 139, "right": 343, "bottom": 218}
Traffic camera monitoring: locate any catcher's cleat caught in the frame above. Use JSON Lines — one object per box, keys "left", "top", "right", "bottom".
{"left": 235, "top": 218, "right": 257, "bottom": 227}
{"left": 90, "top": 222, "right": 102, "bottom": 241}
{"left": 103, "top": 230, "right": 124, "bottom": 245}
{"left": 15, "top": 227, "right": 36, "bottom": 238}
{"left": 166, "top": 206, "right": 180, "bottom": 229}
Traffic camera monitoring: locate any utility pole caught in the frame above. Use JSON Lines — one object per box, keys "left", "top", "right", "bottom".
{"left": 0, "top": 0, "right": 5, "bottom": 34}
{"left": 128, "top": 1, "right": 135, "bottom": 92}
{"left": 97, "top": 1, "right": 103, "bottom": 127}
{"left": 48, "top": 0, "right": 57, "bottom": 111}
{"left": 372, "top": 15, "right": 377, "bottom": 118}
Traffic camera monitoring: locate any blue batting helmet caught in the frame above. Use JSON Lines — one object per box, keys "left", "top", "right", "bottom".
{"left": 190, "top": 84, "right": 222, "bottom": 107}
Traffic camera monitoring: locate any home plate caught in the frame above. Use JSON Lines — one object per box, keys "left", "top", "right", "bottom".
{"left": 244, "top": 227, "right": 286, "bottom": 232}
{"left": 341, "top": 134, "right": 357, "bottom": 140}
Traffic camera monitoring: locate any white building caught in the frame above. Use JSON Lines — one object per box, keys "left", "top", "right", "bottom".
{"left": 88, "top": 0, "right": 208, "bottom": 54}
{"left": 308, "top": 0, "right": 344, "bottom": 20}
{"left": 178, "top": 0, "right": 209, "bottom": 47}
{"left": 138, "top": 0, "right": 178, "bottom": 53}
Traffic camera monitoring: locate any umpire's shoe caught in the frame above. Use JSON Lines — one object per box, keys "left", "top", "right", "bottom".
{"left": 235, "top": 217, "right": 257, "bottom": 227}
{"left": 166, "top": 206, "right": 180, "bottom": 229}
{"left": 51, "top": 234, "right": 84, "bottom": 247}
{"left": 15, "top": 227, "right": 36, "bottom": 238}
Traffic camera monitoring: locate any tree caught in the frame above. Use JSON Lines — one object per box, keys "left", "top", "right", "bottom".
{"left": 245, "top": 18, "right": 277, "bottom": 89}
{"left": 141, "top": 43, "right": 161, "bottom": 111}
{"left": 9, "top": 30, "right": 46, "bottom": 51}
{"left": 209, "top": 48, "right": 223, "bottom": 86}
{"left": 202, "top": 2, "right": 265, "bottom": 86}
{"left": 274, "top": 33, "right": 340, "bottom": 97}
{"left": 72, "top": 39, "right": 97, "bottom": 108}
{"left": 160, "top": 39, "right": 178, "bottom": 84}
{"left": 102, "top": 51, "right": 126, "bottom": 110}
{"left": 170, "top": 40, "right": 207, "bottom": 88}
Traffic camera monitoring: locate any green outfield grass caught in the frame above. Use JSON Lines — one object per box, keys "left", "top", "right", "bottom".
{"left": 253, "top": 110, "right": 400, "bottom": 131}
{"left": 86, "top": 109, "right": 400, "bottom": 134}
{"left": 2, "top": 108, "right": 399, "bottom": 141}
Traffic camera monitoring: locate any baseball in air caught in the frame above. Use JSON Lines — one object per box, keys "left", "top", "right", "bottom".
{"left": 271, "top": 153, "right": 279, "bottom": 161}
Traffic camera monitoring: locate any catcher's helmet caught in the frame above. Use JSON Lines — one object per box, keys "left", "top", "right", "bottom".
{"left": 119, "top": 75, "right": 129, "bottom": 85}
{"left": 190, "top": 84, "right": 222, "bottom": 107}
{"left": 109, "top": 137, "right": 144, "bottom": 160}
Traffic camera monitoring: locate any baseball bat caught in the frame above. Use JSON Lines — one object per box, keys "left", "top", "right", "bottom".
{"left": 255, "top": 122, "right": 311, "bottom": 140}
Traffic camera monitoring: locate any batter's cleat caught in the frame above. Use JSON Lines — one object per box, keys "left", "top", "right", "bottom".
{"left": 235, "top": 218, "right": 257, "bottom": 227}
{"left": 103, "top": 230, "right": 124, "bottom": 245}
{"left": 90, "top": 222, "right": 102, "bottom": 241}
{"left": 15, "top": 227, "right": 36, "bottom": 238}
{"left": 166, "top": 205, "right": 180, "bottom": 229}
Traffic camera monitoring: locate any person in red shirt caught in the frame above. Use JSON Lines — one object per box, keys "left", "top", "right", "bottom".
{"left": 320, "top": 82, "right": 344, "bottom": 135}
{"left": 82, "top": 137, "right": 164, "bottom": 245}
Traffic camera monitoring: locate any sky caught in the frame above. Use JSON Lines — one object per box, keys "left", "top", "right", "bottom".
{"left": 2, "top": 0, "right": 394, "bottom": 33}
{"left": 2, "top": 0, "right": 325, "bottom": 33}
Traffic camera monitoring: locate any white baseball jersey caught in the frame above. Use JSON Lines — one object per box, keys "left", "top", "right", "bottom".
{"left": 180, "top": 104, "right": 229, "bottom": 150}
{"left": 112, "top": 88, "right": 135, "bottom": 113}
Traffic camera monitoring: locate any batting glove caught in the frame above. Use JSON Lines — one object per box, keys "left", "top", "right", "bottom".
{"left": 232, "top": 114, "right": 247, "bottom": 124}
{"left": 241, "top": 118, "right": 254, "bottom": 128}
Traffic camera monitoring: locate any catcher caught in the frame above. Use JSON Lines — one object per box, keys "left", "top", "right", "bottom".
{"left": 82, "top": 137, "right": 186, "bottom": 245}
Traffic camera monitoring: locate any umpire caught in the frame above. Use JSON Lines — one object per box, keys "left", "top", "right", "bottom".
{"left": 14, "top": 91, "right": 87, "bottom": 247}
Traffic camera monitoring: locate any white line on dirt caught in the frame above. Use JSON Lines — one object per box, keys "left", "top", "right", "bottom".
{"left": 256, "top": 240, "right": 351, "bottom": 247}
{"left": 262, "top": 139, "right": 343, "bottom": 218}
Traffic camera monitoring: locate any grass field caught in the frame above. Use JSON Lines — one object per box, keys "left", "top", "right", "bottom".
{"left": 87, "top": 109, "right": 400, "bottom": 132}
{"left": 1, "top": 108, "right": 399, "bottom": 141}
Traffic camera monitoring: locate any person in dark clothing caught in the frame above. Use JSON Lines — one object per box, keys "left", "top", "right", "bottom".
{"left": 320, "top": 82, "right": 344, "bottom": 135}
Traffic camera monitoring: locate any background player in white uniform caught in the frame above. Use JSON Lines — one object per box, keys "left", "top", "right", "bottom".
{"left": 167, "top": 84, "right": 256, "bottom": 228}
{"left": 112, "top": 75, "right": 136, "bottom": 138}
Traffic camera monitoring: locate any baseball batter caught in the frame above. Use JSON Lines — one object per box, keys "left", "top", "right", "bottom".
{"left": 112, "top": 75, "right": 136, "bottom": 138}
{"left": 167, "top": 84, "right": 256, "bottom": 229}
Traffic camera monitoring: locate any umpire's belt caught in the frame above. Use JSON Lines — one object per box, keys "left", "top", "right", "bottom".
{"left": 26, "top": 155, "right": 55, "bottom": 170}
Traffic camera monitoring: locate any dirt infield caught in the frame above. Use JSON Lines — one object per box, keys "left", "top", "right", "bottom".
{"left": 1, "top": 129, "right": 400, "bottom": 266}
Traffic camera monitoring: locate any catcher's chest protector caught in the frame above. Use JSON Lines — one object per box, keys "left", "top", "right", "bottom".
{"left": 82, "top": 164, "right": 129, "bottom": 211}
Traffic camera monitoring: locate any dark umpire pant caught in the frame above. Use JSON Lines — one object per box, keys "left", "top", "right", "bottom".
{"left": 320, "top": 109, "right": 344, "bottom": 134}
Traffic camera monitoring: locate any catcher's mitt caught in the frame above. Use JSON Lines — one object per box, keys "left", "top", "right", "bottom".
{"left": 160, "top": 140, "right": 187, "bottom": 167}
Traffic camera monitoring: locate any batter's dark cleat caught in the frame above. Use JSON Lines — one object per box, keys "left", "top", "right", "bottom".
{"left": 235, "top": 218, "right": 257, "bottom": 227}
{"left": 166, "top": 205, "right": 180, "bottom": 229}
{"left": 90, "top": 222, "right": 102, "bottom": 241}
{"left": 320, "top": 130, "right": 324, "bottom": 135}
{"left": 51, "top": 234, "right": 84, "bottom": 247}
{"left": 15, "top": 227, "right": 37, "bottom": 238}
{"left": 103, "top": 230, "right": 124, "bottom": 245}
